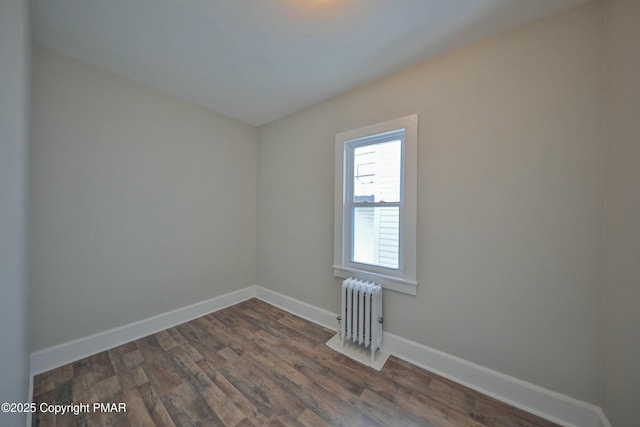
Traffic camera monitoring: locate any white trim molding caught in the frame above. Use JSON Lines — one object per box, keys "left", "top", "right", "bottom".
{"left": 30, "top": 285, "right": 611, "bottom": 427}
{"left": 383, "top": 333, "right": 608, "bottom": 427}
{"left": 254, "top": 286, "right": 337, "bottom": 331}
{"left": 332, "top": 264, "right": 417, "bottom": 295}
{"left": 30, "top": 286, "right": 256, "bottom": 375}
{"left": 333, "top": 114, "right": 419, "bottom": 295}
{"left": 255, "top": 286, "right": 611, "bottom": 427}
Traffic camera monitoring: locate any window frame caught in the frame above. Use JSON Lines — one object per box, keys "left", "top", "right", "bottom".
{"left": 333, "top": 114, "right": 418, "bottom": 295}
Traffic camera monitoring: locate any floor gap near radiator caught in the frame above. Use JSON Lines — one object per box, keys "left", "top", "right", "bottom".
{"left": 325, "top": 334, "right": 391, "bottom": 371}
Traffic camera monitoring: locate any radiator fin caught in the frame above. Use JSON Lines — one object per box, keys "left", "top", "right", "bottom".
{"left": 340, "top": 278, "right": 383, "bottom": 363}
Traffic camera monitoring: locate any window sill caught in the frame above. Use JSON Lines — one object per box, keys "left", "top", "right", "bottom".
{"left": 332, "top": 265, "right": 417, "bottom": 295}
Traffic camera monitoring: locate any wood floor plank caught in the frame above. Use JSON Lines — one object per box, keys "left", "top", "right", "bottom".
{"left": 130, "top": 366, "right": 149, "bottom": 388}
{"left": 166, "top": 328, "right": 188, "bottom": 347}
{"left": 86, "top": 351, "right": 115, "bottom": 384}
{"left": 296, "top": 409, "right": 332, "bottom": 427}
{"left": 250, "top": 329, "right": 367, "bottom": 399}
{"left": 33, "top": 370, "right": 56, "bottom": 397}
{"left": 161, "top": 381, "right": 222, "bottom": 427}
{"left": 87, "top": 375, "right": 121, "bottom": 401}
{"left": 137, "top": 383, "right": 176, "bottom": 427}
{"left": 359, "top": 388, "right": 435, "bottom": 427}
{"left": 383, "top": 356, "right": 433, "bottom": 390}
{"left": 276, "top": 313, "right": 335, "bottom": 344}
{"left": 201, "top": 314, "right": 265, "bottom": 359}
{"left": 122, "top": 387, "right": 155, "bottom": 427}
{"left": 32, "top": 298, "right": 560, "bottom": 427}
{"left": 242, "top": 346, "right": 382, "bottom": 427}
{"left": 197, "top": 358, "right": 270, "bottom": 426}
{"left": 169, "top": 345, "right": 247, "bottom": 427}
{"left": 71, "top": 371, "right": 95, "bottom": 403}
{"left": 32, "top": 388, "right": 57, "bottom": 427}
{"left": 243, "top": 298, "right": 285, "bottom": 322}
{"left": 154, "top": 329, "right": 179, "bottom": 352}
{"left": 134, "top": 336, "right": 188, "bottom": 396}
{"left": 107, "top": 349, "right": 138, "bottom": 393}
{"left": 219, "top": 353, "right": 307, "bottom": 422}
{"left": 121, "top": 350, "right": 144, "bottom": 370}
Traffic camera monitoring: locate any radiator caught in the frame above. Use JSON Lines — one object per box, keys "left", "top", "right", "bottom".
{"left": 339, "top": 278, "right": 383, "bottom": 363}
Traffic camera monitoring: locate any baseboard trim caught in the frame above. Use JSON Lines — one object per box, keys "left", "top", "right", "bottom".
{"left": 254, "top": 287, "right": 338, "bottom": 331}
{"left": 30, "top": 286, "right": 256, "bottom": 375}
{"left": 30, "top": 285, "right": 610, "bottom": 427}
{"left": 595, "top": 407, "right": 613, "bottom": 427}
{"left": 254, "top": 286, "right": 609, "bottom": 427}
{"left": 383, "top": 333, "right": 606, "bottom": 427}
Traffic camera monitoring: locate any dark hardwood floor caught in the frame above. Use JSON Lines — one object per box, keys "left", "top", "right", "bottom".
{"left": 33, "top": 298, "right": 559, "bottom": 426}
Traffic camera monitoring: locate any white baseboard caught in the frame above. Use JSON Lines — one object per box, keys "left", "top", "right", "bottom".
{"left": 254, "top": 286, "right": 610, "bottom": 427}
{"left": 254, "top": 286, "right": 338, "bottom": 331}
{"left": 30, "top": 284, "right": 611, "bottom": 427}
{"left": 30, "top": 286, "right": 256, "bottom": 375}
{"left": 383, "top": 333, "right": 609, "bottom": 427}
{"left": 595, "top": 407, "right": 613, "bottom": 427}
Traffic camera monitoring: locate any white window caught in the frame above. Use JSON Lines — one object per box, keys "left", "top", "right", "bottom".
{"left": 333, "top": 114, "right": 418, "bottom": 295}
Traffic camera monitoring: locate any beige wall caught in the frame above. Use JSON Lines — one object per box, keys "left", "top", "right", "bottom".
{"left": 604, "top": 0, "right": 640, "bottom": 425}
{"left": 0, "top": 0, "right": 30, "bottom": 425}
{"left": 29, "top": 46, "right": 258, "bottom": 351}
{"left": 257, "top": 2, "right": 605, "bottom": 403}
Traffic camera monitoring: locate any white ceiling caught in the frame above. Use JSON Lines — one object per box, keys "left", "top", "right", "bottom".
{"left": 32, "top": 0, "right": 589, "bottom": 126}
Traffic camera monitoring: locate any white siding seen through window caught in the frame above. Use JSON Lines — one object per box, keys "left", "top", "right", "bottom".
{"left": 333, "top": 115, "right": 418, "bottom": 295}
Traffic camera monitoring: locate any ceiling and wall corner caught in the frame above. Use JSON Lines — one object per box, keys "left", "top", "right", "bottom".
{"left": 31, "top": 0, "right": 589, "bottom": 127}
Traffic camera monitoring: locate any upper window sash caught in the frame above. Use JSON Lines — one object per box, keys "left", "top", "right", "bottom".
{"left": 344, "top": 129, "right": 405, "bottom": 205}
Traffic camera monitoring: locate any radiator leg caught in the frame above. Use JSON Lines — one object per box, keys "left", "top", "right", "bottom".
{"left": 340, "top": 280, "right": 347, "bottom": 348}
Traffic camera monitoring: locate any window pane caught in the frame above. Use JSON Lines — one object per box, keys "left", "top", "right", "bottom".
{"left": 352, "top": 206, "right": 399, "bottom": 269}
{"left": 353, "top": 140, "right": 401, "bottom": 203}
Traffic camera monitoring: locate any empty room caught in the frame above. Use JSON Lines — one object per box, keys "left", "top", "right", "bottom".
{"left": 1, "top": 0, "right": 638, "bottom": 426}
